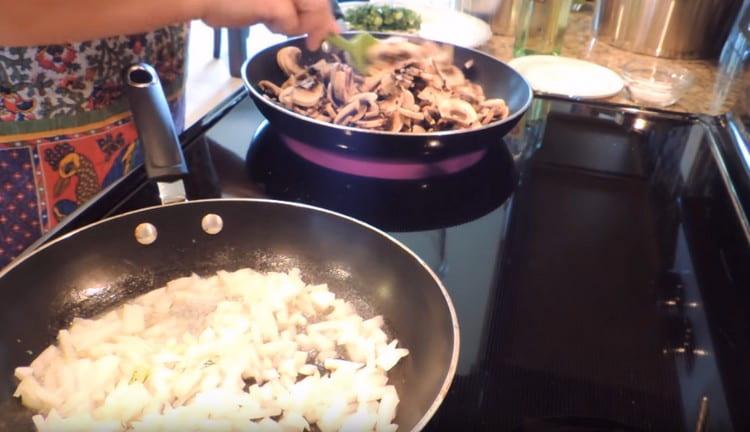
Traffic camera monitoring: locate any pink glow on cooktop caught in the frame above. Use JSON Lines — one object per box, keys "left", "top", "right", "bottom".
{"left": 282, "top": 135, "right": 486, "bottom": 180}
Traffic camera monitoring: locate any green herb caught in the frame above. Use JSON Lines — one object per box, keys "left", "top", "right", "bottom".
{"left": 345, "top": 5, "right": 422, "bottom": 32}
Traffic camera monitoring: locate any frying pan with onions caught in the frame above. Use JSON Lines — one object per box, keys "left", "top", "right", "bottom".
{"left": 0, "top": 64, "right": 459, "bottom": 431}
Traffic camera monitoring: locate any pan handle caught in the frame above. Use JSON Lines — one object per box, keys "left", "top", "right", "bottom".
{"left": 124, "top": 63, "right": 188, "bottom": 182}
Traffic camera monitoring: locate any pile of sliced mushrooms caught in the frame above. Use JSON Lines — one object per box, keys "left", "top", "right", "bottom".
{"left": 258, "top": 38, "right": 510, "bottom": 133}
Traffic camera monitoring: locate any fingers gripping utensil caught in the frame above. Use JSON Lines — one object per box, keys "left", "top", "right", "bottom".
{"left": 323, "top": 33, "right": 379, "bottom": 74}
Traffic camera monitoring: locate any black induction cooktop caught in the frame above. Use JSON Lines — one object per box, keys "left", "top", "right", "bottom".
{"left": 35, "top": 90, "right": 750, "bottom": 431}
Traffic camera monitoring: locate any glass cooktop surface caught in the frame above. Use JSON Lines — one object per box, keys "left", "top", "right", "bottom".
{"left": 39, "top": 93, "right": 750, "bottom": 431}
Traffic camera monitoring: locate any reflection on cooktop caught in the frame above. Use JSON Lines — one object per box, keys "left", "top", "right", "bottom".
{"left": 240, "top": 121, "right": 518, "bottom": 232}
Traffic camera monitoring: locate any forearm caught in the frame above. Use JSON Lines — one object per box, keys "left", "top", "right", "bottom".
{"left": 0, "top": 0, "right": 204, "bottom": 46}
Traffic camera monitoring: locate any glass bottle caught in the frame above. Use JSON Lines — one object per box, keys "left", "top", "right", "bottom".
{"left": 513, "top": 0, "right": 572, "bottom": 57}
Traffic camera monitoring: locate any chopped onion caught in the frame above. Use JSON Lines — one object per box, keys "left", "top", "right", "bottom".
{"left": 14, "top": 268, "right": 408, "bottom": 431}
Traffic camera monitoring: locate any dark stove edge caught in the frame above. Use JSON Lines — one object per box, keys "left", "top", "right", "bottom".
{"left": 702, "top": 114, "right": 750, "bottom": 245}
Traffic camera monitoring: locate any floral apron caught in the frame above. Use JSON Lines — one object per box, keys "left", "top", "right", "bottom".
{"left": 0, "top": 24, "right": 188, "bottom": 268}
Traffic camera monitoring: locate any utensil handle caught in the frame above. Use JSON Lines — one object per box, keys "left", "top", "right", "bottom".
{"left": 326, "top": 34, "right": 351, "bottom": 51}
{"left": 124, "top": 63, "right": 188, "bottom": 182}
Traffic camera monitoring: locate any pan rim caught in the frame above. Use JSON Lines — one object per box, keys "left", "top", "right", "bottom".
{"left": 0, "top": 197, "right": 460, "bottom": 431}
{"left": 242, "top": 32, "right": 534, "bottom": 139}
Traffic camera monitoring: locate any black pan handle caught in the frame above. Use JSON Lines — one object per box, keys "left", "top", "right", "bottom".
{"left": 124, "top": 63, "right": 188, "bottom": 182}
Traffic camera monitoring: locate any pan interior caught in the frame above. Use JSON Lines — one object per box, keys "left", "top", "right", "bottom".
{"left": 0, "top": 200, "right": 457, "bottom": 431}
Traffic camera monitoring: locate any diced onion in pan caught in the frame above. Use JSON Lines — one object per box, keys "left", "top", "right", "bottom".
{"left": 15, "top": 268, "right": 407, "bottom": 431}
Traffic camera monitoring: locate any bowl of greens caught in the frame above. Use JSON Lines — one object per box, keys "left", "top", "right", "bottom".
{"left": 337, "top": 1, "right": 493, "bottom": 48}
{"left": 343, "top": 3, "right": 422, "bottom": 33}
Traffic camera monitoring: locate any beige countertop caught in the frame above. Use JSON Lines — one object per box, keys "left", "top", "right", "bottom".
{"left": 482, "top": 10, "right": 749, "bottom": 116}
{"left": 184, "top": 11, "right": 748, "bottom": 122}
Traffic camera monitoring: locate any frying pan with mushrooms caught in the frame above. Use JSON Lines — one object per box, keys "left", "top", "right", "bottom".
{"left": 258, "top": 39, "right": 510, "bottom": 133}
{"left": 243, "top": 33, "right": 533, "bottom": 160}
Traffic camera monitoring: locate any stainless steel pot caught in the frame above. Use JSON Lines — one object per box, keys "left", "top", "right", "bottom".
{"left": 592, "top": 0, "right": 743, "bottom": 59}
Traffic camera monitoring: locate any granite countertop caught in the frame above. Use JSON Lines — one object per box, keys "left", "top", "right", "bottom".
{"left": 482, "top": 10, "right": 749, "bottom": 116}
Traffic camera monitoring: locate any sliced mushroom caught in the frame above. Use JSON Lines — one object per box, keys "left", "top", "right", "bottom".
{"left": 292, "top": 106, "right": 309, "bottom": 116}
{"left": 417, "top": 86, "right": 450, "bottom": 105}
{"left": 422, "top": 106, "right": 439, "bottom": 125}
{"left": 258, "top": 80, "right": 282, "bottom": 98}
{"left": 281, "top": 75, "right": 297, "bottom": 89}
{"left": 364, "top": 104, "right": 381, "bottom": 120}
{"left": 346, "top": 92, "right": 378, "bottom": 105}
{"left": 294, "top": 81, "right": 325, "bottom": 108}
{"left": 412, "top": 124, "right": 426, "bottom": 133}
{"left": 277, "top": 46, "right": 304, "bottom": 77}
{"left": 278, "top": 80, "right": 325, "bottom": 108}
{"left": 324, "top": 103, "right": 337, "bottom": 119}
{"left": 350, "top": 93, "right": 380, "bottom": 119}
{"left": 330, "top": 64, "right": 354, "bottom": 106}
{"left": 479, "top": 108, "right": 494, "bottom": 125}
{"left": 481, "top": 99, "right": 508, "bottom": 109}
{"left": 336, "top": 92, "right": 379, "bottom": 125}
{"left": 333, "top": 101, "right": 358, "bottom": 125}
{"left": 480, "top": 99, "right": 510, "bottom": 121}
{"left": 454, "top": 83, "right": 485, "bottom": 104}
{"left": 422, "top": 72, "right": 445, "bottom": 89}
{"left": 388, "top": 112, "right": 404, "bottom": 132}
{"left": 278, "top": 86, "right": 295, "bottom": 108}
{"left": 361, "top": 74, "right": 384, "bottom": 93}
{"left": 392, "top": 70, "right": 415, "bottom": 89}
{"left": 398, "top": 107, "right": 424, "bottom": 121}
{"left": 309, "top": 59, "right": 331, "bottom": 80}
{"left": 400, "top": 90, "right": 419, "bottom": 111}
{"left": 326, "top": 81, "right": 334, "bottom": 105}
{"left": 435, "top": 117, "right": 457, "bottom": 131}
{"left": 377, "top": 73, "right": 400, "bottom": 98}
{"left": 438, "top": 98, "right": 478, "bottom": 126}
{"left": 351, "top": 103, "right": 368, "bottom": 123}
{"left": 437, "top": 65, "right": 465, "bottom": 88}
{"left": 313, "top": 113, "right": 332, "bottom": 123}
{"left": 379, "top": 92, "right": 401, "bottom": 115}
{"left": 356, "top": 118, "right": 386, "bottom": 129}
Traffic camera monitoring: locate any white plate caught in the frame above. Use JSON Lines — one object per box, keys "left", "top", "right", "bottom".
{"left": 507, "top": 56, "right": 624, "bottom": 99}
{"left": 339, "top": 1, "right": 493, "bottom": 48}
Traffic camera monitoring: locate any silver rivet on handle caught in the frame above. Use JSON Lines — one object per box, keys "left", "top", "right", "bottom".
{"left": 201, "top": 214, "right": 224, "bottom": 235}
{"left": 134, "top": 223, "right": 158, "bottom": 245}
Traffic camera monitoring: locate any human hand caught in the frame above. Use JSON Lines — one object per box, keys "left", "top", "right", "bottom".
{"left": 201, "top": 0, "right": 339, "bottom": 50}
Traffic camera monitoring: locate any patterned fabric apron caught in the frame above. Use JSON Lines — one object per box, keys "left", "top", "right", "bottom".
{"left": 0, "top": 24, "right": 188, "bottom": 268}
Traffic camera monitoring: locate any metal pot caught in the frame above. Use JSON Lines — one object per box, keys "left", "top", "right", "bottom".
{"left": 592, "top": 0, "right": 743, "bottom": 59}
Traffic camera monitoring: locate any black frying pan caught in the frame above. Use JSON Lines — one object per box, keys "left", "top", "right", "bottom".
{"left": 0, "top": 64, "right": 459, "bottom": 431}
{"left": 242, "top": 32, "right": 533, "bottom": 160}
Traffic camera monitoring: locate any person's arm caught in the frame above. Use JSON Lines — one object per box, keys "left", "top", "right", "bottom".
{"left": 0, "top": 0, "right": 200, "bottom": 46}
{"left": 0, "top": 0, "right": 337, "bottom": 49}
